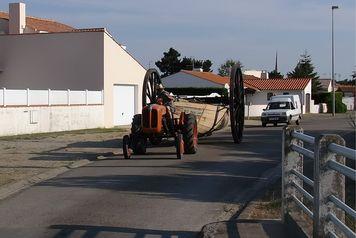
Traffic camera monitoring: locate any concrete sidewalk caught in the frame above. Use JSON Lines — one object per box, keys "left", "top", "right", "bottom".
{"left": 0, "top": 128, "right": 128, "bottom": 200}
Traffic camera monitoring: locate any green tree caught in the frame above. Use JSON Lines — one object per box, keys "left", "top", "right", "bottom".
{"left": 155, "top": 48, "right": 182, "bottom": 77}
{"left": 337, "top": 78, "right": 355, "bottom": 85}
{"left": 202, "top": 60, "right": 213, "bottom": 72}
{"left": 269, "top": 69, "right": 284, "bottom": 79}
{"left": 287, "top": 51, "right": 322, "bottom": 95}
{"left": 180, "top": 57, "right": 212, "bottom": 72}
{"left": 218, "top": 59, "right": 242, "bottom": 76}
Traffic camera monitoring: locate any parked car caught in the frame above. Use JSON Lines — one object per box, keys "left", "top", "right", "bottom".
{"left": 261, "top": 95, "right": 301, "bottom": 127}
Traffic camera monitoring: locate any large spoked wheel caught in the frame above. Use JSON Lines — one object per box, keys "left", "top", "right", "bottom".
{"left": 142, "top": 68, "right": 161, "bottom": 106}
{"left": 229, "top": 64, "right": 245, "bottom": 144}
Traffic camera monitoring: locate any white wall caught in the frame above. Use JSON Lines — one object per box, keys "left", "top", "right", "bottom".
{"left": 0, "top": 105, "right": 104, "bottom": 136}
{"left": 0, "top": 31, "right": 104, "bottom": 90}
{"left": 0, "top": 19, "right": 9, "bottom": 34}
{"left": 103, "top": 32, "right": 146, "bottom": 127}
{"left": 0, "top": 30, "right": 146, "bottom": 129}
{"left": 0, "top": 88, "right": 103, "bottom": 106}
{"left": 342, "top": 97, "right": 355, "bottom": 111}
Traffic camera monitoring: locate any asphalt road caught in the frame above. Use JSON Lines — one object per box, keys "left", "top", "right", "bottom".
{"left": 0, "top": 114, "right": 353, "bottom": 238}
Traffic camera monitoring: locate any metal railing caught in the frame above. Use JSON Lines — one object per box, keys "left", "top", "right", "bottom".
{"left": 282, "top": 126, "right": 356, "bottom": 238}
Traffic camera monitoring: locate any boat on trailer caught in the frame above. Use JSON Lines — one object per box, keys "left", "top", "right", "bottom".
{"left": 174, "top": 100, "right": 229, "bottom": 136}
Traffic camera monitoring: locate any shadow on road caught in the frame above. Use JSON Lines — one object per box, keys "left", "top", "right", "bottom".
{"left": 49, "top": 224, "right": 196, "bottom": 238}
{"left": 35, "top": 127, "right": 282, "bottom": 205}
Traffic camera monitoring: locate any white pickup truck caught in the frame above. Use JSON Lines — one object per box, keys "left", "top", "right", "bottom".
{"left": 261, "top": 95, "right": 302, "bottom": 127}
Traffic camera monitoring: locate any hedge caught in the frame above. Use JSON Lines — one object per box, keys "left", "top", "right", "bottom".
{"left": 166, "top": 87, "right": 228, "bottom": 96}
{"left": 313, "top": 92, "right": 347, "bottom": 113}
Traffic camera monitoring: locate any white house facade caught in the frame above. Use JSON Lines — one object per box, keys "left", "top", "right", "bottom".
{"left": 0, "top": 3, "right": 145, "bottom": 136}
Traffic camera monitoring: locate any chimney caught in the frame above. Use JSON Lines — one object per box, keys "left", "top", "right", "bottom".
{"left": 193, "top": 68, "right": 203, "bottom": 72}
{"left": 9, "top": 2, "right": 26, "bottom": 34}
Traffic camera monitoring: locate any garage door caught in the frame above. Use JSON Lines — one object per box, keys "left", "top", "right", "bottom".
{"left": 113, "top": 85, "right": 136, "bottom": 125}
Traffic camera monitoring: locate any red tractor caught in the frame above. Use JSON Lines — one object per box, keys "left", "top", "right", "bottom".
{"left": 122, "top": 69, "right": 198, "bottom": 159}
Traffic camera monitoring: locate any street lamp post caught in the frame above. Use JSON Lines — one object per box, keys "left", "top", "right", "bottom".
{"left": 331, "top": 5, "right": 339, "bottom": 116}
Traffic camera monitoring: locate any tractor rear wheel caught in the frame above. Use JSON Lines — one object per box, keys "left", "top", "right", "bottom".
{"left": 131, "top": 114, "right": 142, "bottom": 134}
{"left": 183, "top": 114, "right": 198, "bottom": 154}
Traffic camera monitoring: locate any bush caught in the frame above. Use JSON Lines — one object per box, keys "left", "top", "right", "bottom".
{"left": 314, "top": 92, "right": 347, "bottom": 113}
{"left": 166, "top": 87, "right": 228, "bottom": 96}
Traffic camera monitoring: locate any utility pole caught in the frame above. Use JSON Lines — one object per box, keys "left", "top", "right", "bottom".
{"left": 331, "top": 5, "right": 339, "bottom": 116}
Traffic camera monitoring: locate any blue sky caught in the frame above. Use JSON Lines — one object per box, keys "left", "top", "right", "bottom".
{"left": 1, "top": 0, "right": 355, "bottom": 79}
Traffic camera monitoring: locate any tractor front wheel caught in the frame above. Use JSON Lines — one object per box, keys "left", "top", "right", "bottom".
{"left": 131, "top": 135, "right": 146, "bottom": 155}
{"left": 123, "top": 135, "right": 132, "bottom": 159}
{"left": 183, "top": 114, "right": 198, "bottom": 154}
{"left": 175, "top": 133, "right": 184, "bottom": 160}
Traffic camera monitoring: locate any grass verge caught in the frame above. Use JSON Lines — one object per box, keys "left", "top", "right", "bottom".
{"left": 0, "top": 127, "right": 127, "bottom": 141}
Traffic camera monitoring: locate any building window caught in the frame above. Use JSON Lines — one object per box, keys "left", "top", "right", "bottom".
{"left": 267, "top": 92, "right": 274, "bottom": 100}
{"left": 283, "top": 92, "right": 289, "bottom": 95}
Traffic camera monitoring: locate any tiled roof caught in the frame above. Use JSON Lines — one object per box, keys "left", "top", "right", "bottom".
{"left": 181, "top": 70, "right": 260, "bottom": 86}
{"left": 337, "top": 85, "right": 356, "bottom": 94}
{"left": 181, "top": 70, "right": 229, "bottom": 85}
{"left": 0, "top": 11, "right": 74, "bottom": 33}
{"left": 244, "top": 78, "right": 311, "bottom": 90}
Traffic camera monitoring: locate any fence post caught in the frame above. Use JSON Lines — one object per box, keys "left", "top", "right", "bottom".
{"left": 313, "top": 135, "right": 345, "bottom": 237}
{"left": 282, "top": 125, "right": 303, "bottom": 223}
{"left": 3, "top": 87, "right": 6, "bottom": 107}
{"left": 48, "top": 89, "right": 51, "bottom": 106}
{"left": 26, "top": 88, "right": 30, "bottom": 106}
{"left": 67, "top": 89, "right": 70, "bottom": 106}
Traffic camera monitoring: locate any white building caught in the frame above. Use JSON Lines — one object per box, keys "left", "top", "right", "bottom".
{"left": 318, "top": 79, "right": 332, "bottom": 92}
{"left": 243, "top": 70, "right": 269, "bottom": 79}
{"left": 244, "top": 78, "right": 317, "bottom": 117}
{"left": 0, "top": 3, "right": 146, "bottom": 136}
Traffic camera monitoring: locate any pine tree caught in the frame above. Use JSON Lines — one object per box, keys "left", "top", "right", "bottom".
{"left": 288, "top": 51, "right": 322, "bottom": 95}
{"left": 218, "top": 59, "right": 242, "bottom": 76}
{"left": 155, "top": 48, "right": 182, "bottom": 77}
{"left": 269, "top": 70, "right": 283, "bottom": 79}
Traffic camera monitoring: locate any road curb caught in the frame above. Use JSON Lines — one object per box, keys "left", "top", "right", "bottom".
{"left": 0, "top": 166, "right": 69, "bottom": 201}
{"left": 198, "top": 163, "right": 282, "bottom": 238}
{"left": 0, "top": 128, "right": 128, "bottom": 201}
{"left": 0, "top": 152, "right": 119, "bottom": 201}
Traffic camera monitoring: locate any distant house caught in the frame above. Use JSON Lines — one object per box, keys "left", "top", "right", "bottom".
{"left": 243, "top": 70, "right": 269, "bottom": 79}
{"left": 318, "top": 79, "right": 332, "bottom": 92}
{"left": 243, "top": 78, "right": 317, "bottom": 116}
{"left": 337, "top": 85, "right": 355, "bottom": 110}
{"left": 0, "top": 3, "right": 146, "bottom": 136}
{"left": 162, "top": 69, "right": 318, "bottom": 117}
